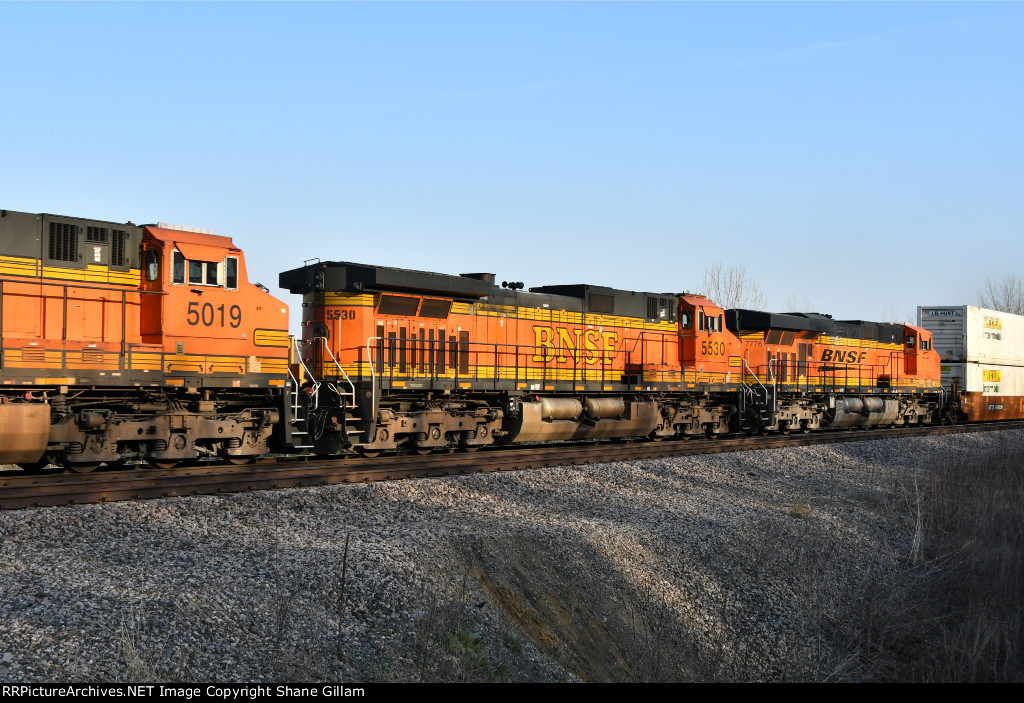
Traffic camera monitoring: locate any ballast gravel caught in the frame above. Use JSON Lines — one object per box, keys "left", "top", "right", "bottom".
{"left": 0, "top": 430, "right": 1018, "bottom": 682}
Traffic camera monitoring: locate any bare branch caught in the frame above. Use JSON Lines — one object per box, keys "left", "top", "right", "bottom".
{"left": 978, "top": 274, "right": 1024, "bottom": 315}
{"left": 784, "top": 294, "right": 815, "bottom": 313}
{"left": 881, "top": 306, "right": 913, "bottom": 325}
{"left": 700, "top": 262, "right": 766, "bottom": 310}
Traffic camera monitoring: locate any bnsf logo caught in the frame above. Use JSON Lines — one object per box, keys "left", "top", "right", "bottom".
{"left": 533, "top": 326, "right": 618, "bottom": 364}
{"left": 820, "top": 349, "right": 867, "bottom": 363}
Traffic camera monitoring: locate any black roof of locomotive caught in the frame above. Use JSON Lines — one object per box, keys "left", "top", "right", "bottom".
{"left": 726, "top": 309, "right": 906, "bottom": 344}
{"left": 279, "top": 261, "right": 496, "bottom": 299}
{"left": 529, "top": 283, "right": 671, "bottom": 320}
{"left": 726, "top": 309, "right": 837, "bottom": 335}
{"left": 281, "top": 261, "right": 679, "bottom": 318}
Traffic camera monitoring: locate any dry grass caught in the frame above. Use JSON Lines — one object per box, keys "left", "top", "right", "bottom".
{"left": 864, "top": 437, "right": 1024, "bottom": 681}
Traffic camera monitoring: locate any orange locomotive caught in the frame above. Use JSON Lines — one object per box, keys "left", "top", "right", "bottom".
{"left": 0, "top": 209, "right": 289, "bottom": 470}
{"left": 280, "top": 260, "right": 945, "bottom": 456}
{"left": 0, "top": 206, "right": 948, "bottom": 471}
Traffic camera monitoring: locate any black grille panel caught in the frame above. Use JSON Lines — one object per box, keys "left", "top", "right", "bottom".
{"left": 111, "top": 229, "right": 127, "bottom": 266}
{"left": 86, "top": 226, "right": 108, "bottom": 243}
{"left": 48, "top": 222, "right": 79, "bottom": 262}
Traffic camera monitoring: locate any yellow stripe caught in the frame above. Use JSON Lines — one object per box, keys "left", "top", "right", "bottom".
{"left": 130, "top": 352, "right": 162, "bottom": 371}
{"left": 0, "top": 253, "right": 138, "bottom": 282}
{"left": 253, "top": 329, "right": 290, "bottom": 347}
{"left": 818, "top": 336, "right": 902, "bottom": 351}
{"left": 39, "top": 265, "right": 141, "bottom": 286}
{"left": 257, "top": 358, "right": 290, "bottom": 373}
{"left": 474, "top": 303, "right": 677, "bottom": 331}
{"left": 0, "top": 255, "right": 41, "bottom": 277}
{"left": 310, "top": 293, "right": 377, "bottom": 306}
{"left": 165, "top": 358, "right": 204, "bottom": 373}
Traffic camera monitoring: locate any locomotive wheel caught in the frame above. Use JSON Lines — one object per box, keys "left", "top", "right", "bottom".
{"left": 356, "top": 448, "right": 381, "bottom": 458}
{"left": 66, "top": 462, "right": 101, "bottom": 473}
{"left": 223, "top": 456, "right": 255, "bottom": 465}
{"left": 413, "top": 448, "right": 434, "bottom": 456}
{"left": 460, "top": 445, "right": 480, "bottom": 453}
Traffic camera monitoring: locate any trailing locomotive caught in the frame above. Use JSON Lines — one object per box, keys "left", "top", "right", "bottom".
{"left": 0, "top": 206, "right": 1005, "bottom": 472}
{"left": 278, "top": 260, "right": 945, "bottom": 456}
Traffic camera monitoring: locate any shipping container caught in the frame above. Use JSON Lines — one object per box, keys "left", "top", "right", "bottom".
{"left": 917, "top": 305, "right": 1024, "bottom": 366}
{"left": 940, "top": 362, "right": 1024, "bottom": 396}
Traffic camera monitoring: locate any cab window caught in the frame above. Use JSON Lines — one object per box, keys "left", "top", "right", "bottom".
{"left": 145, "top": 248, "right": 160, "bottom": 281}
{"left": 700, "top": 312, "right": 721, "bottom": 332}
{"left": 226, "top": 256, "right": 238, "bottom": 290}
{"left": 907, "top": 336, "right": 915, "bottom": 349}
{"left": 188, "top": 260, "right": 219, "bottom": 286}
{"left": 173, "top": 251, "right": 185, "bottom": 284}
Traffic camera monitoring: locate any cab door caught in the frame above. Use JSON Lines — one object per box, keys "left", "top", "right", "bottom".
{"left": 140, "top": 239, "right": 165, "bottom": 341}
{"left": 905, "top": 332, "right": 918, "bottom": 375}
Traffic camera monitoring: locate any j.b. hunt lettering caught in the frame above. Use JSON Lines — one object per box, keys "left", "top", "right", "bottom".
{"left": 532, "top": 325, "right": 619, "bottom": 364}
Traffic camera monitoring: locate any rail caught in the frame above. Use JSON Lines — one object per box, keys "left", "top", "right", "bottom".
{"left": 364, "top": 335, "right": 640, "bottom": 390}
{"left": 4, "top": 420, "right": 1021, "bottom": 510}
{"left": 349, "top": 335, "right": 941, "bottom": 396}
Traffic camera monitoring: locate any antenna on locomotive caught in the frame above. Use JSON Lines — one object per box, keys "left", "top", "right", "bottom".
{"left": 304, "top": 257, "right": 321, "bottom": 266}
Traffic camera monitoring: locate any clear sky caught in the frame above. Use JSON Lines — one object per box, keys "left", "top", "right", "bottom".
{"left": 2, "top": 1, "right": 1021, "bottom": 332}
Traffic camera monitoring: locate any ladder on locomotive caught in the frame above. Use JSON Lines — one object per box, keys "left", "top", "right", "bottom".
{"left": 739, "top": 358, "right": 777, "bottom": 430}
{"left": 287, "top": 338, "right": 362, "bottom": 449}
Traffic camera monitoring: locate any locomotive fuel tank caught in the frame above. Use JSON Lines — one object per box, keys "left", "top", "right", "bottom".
{"left": 511, "top": 397, "right": 660, "bottom": 443}
{"left": 0, "top": 402, "right": 50, "bottom": 464}
{"left": 827, "top": 396, "right": 900, "bottom": 428}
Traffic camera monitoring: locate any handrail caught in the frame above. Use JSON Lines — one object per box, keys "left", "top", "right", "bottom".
{"left": 291, "top": 338, "right": 321, "bottom": 410}
{"left": 0, "top": 275, "right": 166, "bottom": 296}
{"left": 312, "top": 336, "right": 355, "bottom": 401}
{"left": 366, "top": 336, "right": 380, "bottom": 424}
{"left": 743, "top": 358, "right": 770, "bottom": 396}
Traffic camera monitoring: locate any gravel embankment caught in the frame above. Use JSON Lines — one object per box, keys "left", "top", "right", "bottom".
{"left": 1, "top": 430, "right": 1018, "bottom": 682}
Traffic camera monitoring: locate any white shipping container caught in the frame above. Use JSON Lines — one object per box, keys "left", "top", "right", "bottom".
{"left": 918, "top": 305, "right": 1024, "bottom": 366}
{"left": 940, "top": 362, "right": 1024, "bottom": 396}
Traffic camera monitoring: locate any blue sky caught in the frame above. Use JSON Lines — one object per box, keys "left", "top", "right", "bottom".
{"left": 2, "top": 1, "right": 1021, "bottom": 330}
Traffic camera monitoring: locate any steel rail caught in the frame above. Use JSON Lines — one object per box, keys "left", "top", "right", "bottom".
{"left": 2, "top": 420, "right": 1022, "bottom": 510}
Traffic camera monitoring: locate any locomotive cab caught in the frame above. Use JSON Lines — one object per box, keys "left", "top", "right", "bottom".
{"left": 140, "top": 224, "right": 289, "bottom": 373}
{"left": 679, "top": 295, "right": 741, "bottom": 386}
{"left": 902, "top": 325, "right": 938, "bottom": 380}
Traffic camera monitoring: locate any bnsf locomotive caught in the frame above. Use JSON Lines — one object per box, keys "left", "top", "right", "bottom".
{"left": 278, "top": 261, "right": 945, "bottom": 457}
{"left": 0, "top": 209, "right": 289, "bottom": 471}
{"left": 0, "top": 207, "right": 1004, "bottom": 472}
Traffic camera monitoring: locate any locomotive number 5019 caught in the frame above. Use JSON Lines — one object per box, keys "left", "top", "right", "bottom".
{"left": 187, "top": 301, "right": 242, "bottom": 328}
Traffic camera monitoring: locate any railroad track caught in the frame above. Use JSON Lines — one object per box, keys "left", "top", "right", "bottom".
{"left": 2, "top": 420, "right": 1022, "bottom": 510}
